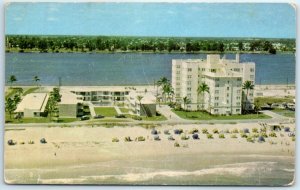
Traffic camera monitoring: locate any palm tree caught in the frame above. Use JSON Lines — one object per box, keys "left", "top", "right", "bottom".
{"left": 136, "top": 95, "right": 144, "bottom": 115}
{"left": 162, "top": 83, "right": 173, "bottom": 103}
{"left": 156, "top": 77, "right": 169, "bottom": 96}
{"left": 8, "top": 75, "right": 17, "bottom": 88}
{"left": 197, "top": 82, "right": 210, "bottom": 111}
{"left": 242, "top": 81, "right": 254, "bottom": 110}
{"left": 33, "top": 76, "right": 40, "bottom": 87}
{"left": 182, "top": 96, "right": 191, "bottom": 117}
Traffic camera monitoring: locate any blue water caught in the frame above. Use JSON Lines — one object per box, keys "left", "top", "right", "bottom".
{"left": 5, "top": 53, "right": 295, "bottom": 86}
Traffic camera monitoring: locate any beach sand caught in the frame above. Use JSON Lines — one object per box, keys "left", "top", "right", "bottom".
{"left": 4, "top": 122, "right": 295, "bottom": 185}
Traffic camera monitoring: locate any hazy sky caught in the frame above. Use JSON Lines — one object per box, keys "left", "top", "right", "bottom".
{"left": 5, "top": 2, "right": 296, "bottom": 38}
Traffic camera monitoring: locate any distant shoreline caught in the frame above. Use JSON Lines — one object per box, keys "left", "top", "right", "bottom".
{"left": 5, "top": 49, "right": 295, "bottom": 55}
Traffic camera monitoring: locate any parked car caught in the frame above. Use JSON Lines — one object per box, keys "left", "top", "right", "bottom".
{"left": 81, "top": 115, "right": 90, "bottom": 120}
{"left": 94, "top": 115, "right": 105, "bottom": 119}
{"left": 115, "top": 114, "right": 126, "bottom": 118}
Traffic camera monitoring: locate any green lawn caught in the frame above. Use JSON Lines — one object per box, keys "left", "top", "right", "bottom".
{"left": 23, "top": 87, "right": 39, "bottom": 96}
{"left": 172, "top": 109, "right": 271, "bottom": 120}
{"left": 94, "top": 107, "right": 117, "bottom": 117}
{"left": 271, "top": 109, "right": 295, "bottom": 118}
{"left": 120, "top": 107, "right": 130, "bottom": 113}
{"left": 255, "top": 96, "right": 294, "bottom": 105}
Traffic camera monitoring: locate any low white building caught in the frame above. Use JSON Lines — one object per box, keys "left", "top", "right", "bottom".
{"left": 15, "top": 93, "right": 49, "bottom": 117}
{"left": 126, "top": 91, "right": 156, "bottom": 117}
{"left": 58, "top": 91, "right": 84, "bottom": 118}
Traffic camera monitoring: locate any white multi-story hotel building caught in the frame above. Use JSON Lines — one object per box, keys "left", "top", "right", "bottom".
{"left": 172, "top": 54, "right": 255, "bottom": 115}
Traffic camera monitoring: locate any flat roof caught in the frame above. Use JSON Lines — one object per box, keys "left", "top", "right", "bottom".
{"left": 59, "top": 91, "right": 83, "bottom": 105}
{"left": 16, "top": 93, "right": 49, "bottom": 112}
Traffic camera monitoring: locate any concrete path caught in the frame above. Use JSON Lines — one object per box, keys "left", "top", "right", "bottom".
{"left": 157, "top": 105, "right": 185, "bottom": 122}
{"left": 87, "top": 102, "right": 96, "bottom": 117}
{"left": 114, "top": 106, "right": 122, "bottom": 115}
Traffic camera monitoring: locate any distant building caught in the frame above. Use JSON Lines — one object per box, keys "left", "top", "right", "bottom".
{"left": 172, "top": 54, "right": 255, "bottom": 115}
{"left": 15, "top": 93, "right": 49, "bottom": 117}
{"left": 58, "top": 91, "right": 84, "bottom": 118}
{"left": 126, "top": 91, "right": 156, "bottom": 117}
{"left": 70, "top": 86, "right": 130, "bottom": 106}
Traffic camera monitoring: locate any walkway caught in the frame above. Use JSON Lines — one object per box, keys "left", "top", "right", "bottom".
{"left": 114, "top": 106, "right": 122, "bottom": 115}
{"left": 87, "top": 102, "right": 96, "bottom": 117}
{"left": 156, "top": 105, "right": 185, "bottom": 122}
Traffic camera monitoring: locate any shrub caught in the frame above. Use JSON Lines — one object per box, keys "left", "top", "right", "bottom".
{"left": 153, "top": 135, "right": 160, "bottom": 141}
{"left": 192, "top": 133, "right": 199, "bottom": 140}
{"left": 284, "top": 127, "right": 290, "bottom": 132}
{"left": 260, "top": 127, "right": 267, "bottom": 133}
{"left": 189, "top": 128, "right": 198, "bottom": 134}
{"left": 247, "top": 136, "right": 255, "bottom": 143}
{"left": 164, "top": 130, "right": 170, "bottom": 135}
{"left": 292, "top": 136, "right": 295, "bottom": 141}
{"left": 7, "top": 140, "right": 16, "bottom": 146}
{"left": 202, "top": 128, "right": 208, "bottom": 134}
{"left": 20, "top": 141, "right": 25, "bottom": 145}
{"left": 252, "top": 133, "right": 259, "bottom": 138}
{"left": 219, "top": 134, "right": 225, "bottom": 139}
{"left": 174, "top": 142, "right": 180, "bottom": 147}
{"left": 168, "top": 136, "right": 175, "bottom": 141}
{"left": 137, "top": 136, "right": 145, "bottom": 141}
{"left": 212, "top": 129, "right": 219, "bottom": 134}
{"left": 257, "top": 136, "right": 265, "bottom": 143}
{"left": 252, "top": 128, "right": 258, "bottom": 133}
{"left": 231, "top": 128, "right": 239, "bottom": 133}
{"left": 240, "top": 133, "right": 248, "bottom": 138}
{"left": 28, "top": 140, "right": 34, "bottom": 144}
{"left": 269, "top": 132, "right": 277, "bottom": 137}
{"left": 260, "top": 132, "right": 268, "bottom": 138}
{"left": 132, "top": 115, "right": 142, "bottom": 120}
{"left": 40, "top": 138, "right": 47, "bottom": 144}
{"left": 151, "top": 129, "right": 158, "bottom": 135}
{"left": 207, "top": 134, "right": 213, "bottom": 139}
{"left": 124, "top": 136, "right": 132, "bottom": 142}
{"left": 112, "top": 137, "right": 119, "bottom": 142}
{"left": 231, "top": 134, "right": 237, "bottom": 138}
{"left": 181, "top": 134, "right": 189, "bottom": 140}
{"left": 174, "top": 129, "right": 183, "bottom": 135}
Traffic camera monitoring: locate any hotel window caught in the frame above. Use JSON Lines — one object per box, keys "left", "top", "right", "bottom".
{"left": 176, "top": 93, "right": 180, "bottom": 97}
{"left": 237, "top": 96, "right": 241, "bottom": 100}
{"left": 250, "top": 75, "right": 254, "bottom": 80}
{"left": 236, "top": 109, "right": 240, "bottom": 112}
{"left": 234, "top": 68, "right": 240, "bottom": 72}
{"left": 250, "top": 68, "right": 255, "bottom": 72}
{"left": 188, "top": 68, "right": 192, "bottom": 72}
{"left": 215, "top": 78, "right": 220, "bottom": 81}
{"left": 249, "top": 93, "right": 253, "bottom": 96}
{"left": 187, "top": 87, "right": 191, "bottom": 91}
{"left": 187, "top": 75, "right": 192, "bottom": 79}
{"left": 214, "top": 109, "right": 219, "bottom": 112}
{"left": 237, "top": 78, "right": 242, "bottom": 81}
{"left": 202, "top": 68, "right": 205, "bottom": 71}
{"left": 176, "top": 77, "right": 180, "bottom": 80}
{"left": 176, "top": 65, "right": 180, "bottom": 68}
{"left": 176, "top": 71, "right": 180, "bottom": 74}
{"left": 187, "top": 81, "right": 191, "bottom": 85}
{"left": 214, "top": 103, "right": 219, "bottom": 106}
{"left": 226, "top": 100, "right": 229, "bottom": 104}
{"left": 215, "top": 97, "right": 219, "bottom": 100}
{"left": 211, "top": 69, "right": 216, "bottom": 73}
{"left": 237, "top": 90, "right": 241, "bottom": 94}
{"left": 236, "top": 102, "right": 240, "bottom": 106}
{"left": 215, "top": 84, "right": 219, "bottom": 87}
{"left": 227, "top": 93, "right": 229, "bottom": 97}
{"left": 176, "top": 82, "right": 180, "bottom": 85}
{"left": 227, "top": 87, "right": 230, "bottom": 90}
{"left": 215, "top": 90, "right": 219, "bottom": 94}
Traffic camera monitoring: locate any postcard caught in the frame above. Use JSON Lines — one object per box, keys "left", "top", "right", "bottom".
{"left": 4, "top": 1, "right": 296, "bottom": 185}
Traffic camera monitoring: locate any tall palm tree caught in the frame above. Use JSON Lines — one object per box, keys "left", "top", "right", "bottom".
{"left": 242, "top": 81, "right": 254, "bottom": 110}
{"left": 182, "top": 96, "right": 191, "bottom": 117}
{"left": 33, "top": 76, "right": 40, "bottom": 87}
{"left": 197, "top": 82, "right": 210, "bottom": 111}
{"left": 136, "top": 95, "right": 144, "bottom": 115}
{"left": 162, "top": 82, "right": 173, "bottom": 103}
{"left": 156, "top": 77, "right": 169, "bottom": 96}
{"left": 8, "top": 75, "right": 17, "bottom": 88}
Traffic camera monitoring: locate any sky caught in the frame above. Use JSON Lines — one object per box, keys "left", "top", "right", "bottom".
{"left": 5, "top": 2, "right": 296, "bottom": 38}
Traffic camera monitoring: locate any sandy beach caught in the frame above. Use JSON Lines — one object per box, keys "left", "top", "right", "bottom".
{"left": 4, "top": 122, "right": 295, "bottom": 185}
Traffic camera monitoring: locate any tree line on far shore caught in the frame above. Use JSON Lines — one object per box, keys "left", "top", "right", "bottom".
{"left": 5, "top": 35, "right": 296, "bottom": 54}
